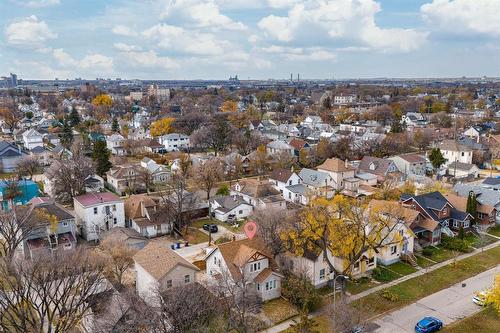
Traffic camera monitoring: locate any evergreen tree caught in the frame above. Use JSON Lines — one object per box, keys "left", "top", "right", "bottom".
{"left": 92, "top": 140, "right": 112, "bottom": 177}
{"left": 112, "top": 118, "right": 119, "bottom": 132}
{"left": 429, "top": 148, "right": 446, "bottom": 170}
{"left": 60, "top": 119, "right": 74, "bottom": 149}
{"left": 68, "top": 107, "right": 80, "bottom": 127}
{"left": 390, "top": 109, "right": 405, "bottom": 133}
{"left": 466, "top": 191, "right": 478, "bottom": 225}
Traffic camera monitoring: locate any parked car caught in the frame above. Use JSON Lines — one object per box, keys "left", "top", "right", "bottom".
{"left": 415, "top": 317, "right": 443, "bottom": 333}
{"left": 203, "top": 224, "right": 218, "bottom": 233}
{"left": 472, "top": 289, "right": 491, "bottom": 306}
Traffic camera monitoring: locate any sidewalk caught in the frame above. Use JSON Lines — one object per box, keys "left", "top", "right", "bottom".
{"left": 260, "top": 240, "right": 499, "bottom": 333}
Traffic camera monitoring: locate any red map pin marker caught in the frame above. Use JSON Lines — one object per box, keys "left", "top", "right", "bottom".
{"left": 244, "top": 221, "right": 257, "bottom": 240}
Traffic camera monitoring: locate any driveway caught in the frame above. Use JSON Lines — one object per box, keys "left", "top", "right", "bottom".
{"left": 373, "top": 265, "right": 500, "bottom": 332}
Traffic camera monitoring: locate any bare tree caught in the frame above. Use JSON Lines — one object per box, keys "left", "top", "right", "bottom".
{"left": 98, "top": 239, "right": 136, "bottom": 286}
{"left": 0, "top": 248, "right": 107, "bottom": 333}
{"left": 194, "top": 158, "right": 224, "bottom": 200}
{"left": 16, "top": 155, "right": 41, "bottom": 180}
{"left": 253, "top": 208, "right": 292, "bottom": 257}
{"left": 159, "top": 174, "right": 196, "bottom": 235}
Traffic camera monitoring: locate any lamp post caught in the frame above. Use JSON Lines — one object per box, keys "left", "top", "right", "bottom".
{"left": 333, "top": 274, "right": 349, "bottom": 330}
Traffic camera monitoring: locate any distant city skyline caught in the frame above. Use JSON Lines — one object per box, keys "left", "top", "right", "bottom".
{"left": 1, "top": 0, "right": 499, "bottom": 80}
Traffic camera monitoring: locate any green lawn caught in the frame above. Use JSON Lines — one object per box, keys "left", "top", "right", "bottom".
{"left": 487, "top": 225, "right": 500, "bottom": 238}
{"left": 415, "top": 255, "right": 435, "bottom": 268}
{"left": 441, "top": 307, "right": 500, "bottom": 333}
{"left": 422, "top": 246, "right": 457, "bottom": 262}
{"left": 261, "top": 298, "right": 299, "bottom": 325}
{"left": 372, "top": 266, "right": 400, "bottom": 282}
{"left": 352, "top": 246, "right": 500, "bottom": 319}
{"left": 464, "top": 234, "right": 498, "bottom": 248}
{"left": 346, "top": 277, "right": 379, "bottom": 295}
{"left": 385, "top": 262, "right": 418, "bottom": 276}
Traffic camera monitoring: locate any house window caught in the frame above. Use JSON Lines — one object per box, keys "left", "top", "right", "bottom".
{"left": 265, "top": 280, "right": 277, "bottom": 291}
{"left": 62, "top": 221, "right": 68, "bottom": 227}
{"left": 390, "top": 245, "right": 397, "bottom": 255}
{"left": 399, "top": 230, "right": 404, "bottom": 237}
{"left": 184, "top": 275, "right": 190, "bottom": 283}
{"left": 368, "top": 257, "right": 375, "bottom": 266}
{"left": 166, "top": 280, "right": 172, "bottom": 288}
{"left": 250, "top": 262, "right": 261, "bottom": 272}
{"left": 93, "top": 207, "right": 98, "bottom": 215}
{"left": 239, "top": 210, "right": 243, "bottom": 215}
{"left": 113, "top": 218, "right": 117, "bottom": 225}
{"left": 214, "top": 257, "right": 217, "bottom": 265}
{"left": 257, "top": 284, "right": 260, "bottom": 291}
{"left": 453, "top": 220, "right": 459, "bottom": 228}
{"left": 289, "top": 180, "right": 292, "bottom": 185}
{"left": 464, "top": 221, "right": 470, "bottom": 228}
{"left": 319, "top": 269, "right": 325, "bottom": 280}
{"left": 112, "top": 205, "right": 116, "bottom": 211}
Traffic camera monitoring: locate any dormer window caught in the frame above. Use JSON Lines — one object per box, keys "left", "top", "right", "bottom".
{"left": 249, "top": 262, "right": 261, "bottom": 272}
{"left": 369, "top": 162, "right": 376, "bottom": 171}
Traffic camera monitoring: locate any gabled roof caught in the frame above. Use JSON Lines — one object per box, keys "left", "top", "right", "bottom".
{"left": 74, "top": 192, "right": 122, "bottom": 207}
{"left": 298, "top": 168, "right": 334, "bottom": 188}
{"left": 445, "top": 193, "right": 495, "bottom": 215}
{"left": 447, "top": 161, "right": 478, "bottom": 171}
{"left": 0, "top": 141, "right": 25, "bottom": 158}
{"left": 269, "top": 168, "right": 294, "bottom": 183}
{"left": 401, "top": 191, "right": 470, "bottom": 223}
{"left": 211, "top": 195, "right": 250, "bottom": 213}
{"left": 233, "top": 179, "right": 280, "bottom": 198}
{"left": 482, "top": 177, "right": 500, "bottom": 186}
{"left": 288, "top": 138, "right": 308, "bottom": 151}
{"left": 396, "top": 153, "right": 427, "bottom": 164}
{"left": 317, "top": 158, "right": 354, "bottom": 173}
{"left": 133, "top": 242, "right": 199, "bottom": 281}
{"left": 438, "top": 140, "right": 472, "bottom": 152}
{"left": 368, "top": 199, "right": 420, "bottom": 227}
{"left": 124, "top": 194, "right": 157, "bottom": 219}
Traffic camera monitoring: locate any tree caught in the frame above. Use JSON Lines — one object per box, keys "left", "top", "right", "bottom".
{"left": 253, "top": 208, "right": 291, "bottom": 257}
{"left": 390, "top": 109, "right": 405, "bottom": 133}
{"left": 161, "top": 174, "right": 196, "bottom": 234}
{"left": 60, "top": 119, "right": 74, "bottom": 149}
{"left": 191, "top": 116, "right": 233, "bottom": 156}
{"left": 16, "top": 156, "right": 40, "bottom": 180}
{"left": 44, "top": 153, "right": 94, "bottom": 203}
{"left": 194, "top": 158, "right": 223, "bottom": 200}
{"left": 466, "top": 191, "right": 477, "bottom": 225}
{"left": 92, "top": 140, "right": 112, "bottom": 177}
{"left": 322, "top": 96, "right": 331, "bottom": 109}
{"left": 68, "top": 107, "right": 80, "bottom": 127}
{"left": 220, "top": 100, "right": 238, "bottom": 113}
{"left": 112, "top": 117, "right": 120, "bottom": 132}
{"left": 216, "top": 184, "right": 230, "bottom": 196}
{"left": 299, "top": 149, "right": 311, "bottom": 167}
{"left": 486, "top": 274, "right": 500, "bottom": 314}
{"left": 429, "top": 148, "right": 446, "bottom": 170}
{"left": 98, "top": 239, "right": 135, "bottom": 285}
{"left": 0, "top": 248, "right": 106, "bottom": 333}
{"left": 250, "top": 144, "right": 269, "bottom": 175}
{"left": 150, "top": 117, "right": 175, "bottom": 137}
{"left": 0, "top": 106, "right": 22, "bottom": 133}
{"left": 92, "top": 93, "right": 113, "bottom": 108}
{"left": 413, "top": 130, "right": 431, "bottom": 152}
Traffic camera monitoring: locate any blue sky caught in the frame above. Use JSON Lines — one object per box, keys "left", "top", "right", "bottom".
{"left": 1, "top": 0, "right": 499, "bottom": 80}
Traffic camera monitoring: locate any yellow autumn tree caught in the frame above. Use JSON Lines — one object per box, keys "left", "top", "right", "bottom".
{"left": 282, "top": 196, "right": 409, "bottom": 276}
{"left": 487, "top": 274, "right": 500, "bottom": 314}
{"left": 150, "top": 117, "right": 175, "bottom": 137}
{"left": 92, "top": 94, "right": 113, "bottom": 108}
{"left": 220, "top": 100, "right": 238, "bottom": 113}
{"left": 34, "top": 209, "right": 59, "bottom": 234}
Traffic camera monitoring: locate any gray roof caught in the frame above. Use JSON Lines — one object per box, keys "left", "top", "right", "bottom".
{"left": 212, "top": 195, "right": 249, "bottom": 213}
{"left": 454, "top": 184, "right": 500, "bottom": 207}
{"left": 286, "top": 183, "right": 308, "bottom": 195}
{"left": 0, "top": 141, "right": 25, "bottom": 158}
{"left": 447, "top": 161, "right": 478, "bottom": 171}
{"left": 298, "top": 168, "right": 334, "bottom": 187}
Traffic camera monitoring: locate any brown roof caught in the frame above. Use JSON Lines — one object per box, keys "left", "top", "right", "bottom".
{"left": 234, "top": 179, "right": 280, "bottom": 198}
{"left": 269, "top": 168, "right": 293, "bottom": 183}
{"left": 317, "top": 158, "right": 354, "bottom": 173}
{"left": 254, "top": 268, "right": 274, "bottom": 284}
{"left": 368, "top": 199, "right": 420, "bottom": 226}
{"left": 289, "top": 138, "right": 308, "bottom": 151}
{"left": 439, "top": 140, "right": 472, "bottom": 152}
{"left": 358, "top": 156, "right": 394, "bottom": 176}
{"left": 213, "top": 237, "right": 279, "bottom": 281}
{"left": 124, "top": 194, "right": 157, "bottom": 220}
{"left": 418, "top": 218, "right": 440, "bottom": 232}
{"left": 133, "top": 242, "right": 199, "bottom": 281}
{"left": 445, "top": 193, "right": 495, "bottom": 215}
{"left": 398, "top": 153, "right": 426, "bottom": 164}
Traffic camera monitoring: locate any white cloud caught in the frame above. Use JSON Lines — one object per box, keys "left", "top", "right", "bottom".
{"left": 53, "top": 49, "right": 114, "bottom": 72}
{"left": 111, "top": 25, "right": 138, "bottom": 37}
{"left": 261, "top": 45, "right": 336, "bottom": 61}
{"left": 159, "top": 0, "right": 247, "bottom": 31}
{"left": 119, "top": 50, "right": 179, "bottom": 70}
{"left": 421, "top": 0, "right": 500, "bottom": 37}
{"left": 5, "top": 15, "right": 57, "bottom": 48}
{"left": 11, "top": 0, "right": 60, "bottom": 8}
{"left": 258, "top": 0, "right": 427, "bottom": 52}
{"left": 113, "top": 43, "right": 142, "bottom": 52}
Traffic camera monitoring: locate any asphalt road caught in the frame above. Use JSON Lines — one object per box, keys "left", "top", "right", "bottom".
{"left": 372, "top": 265, "right": 500, "bottom": 333}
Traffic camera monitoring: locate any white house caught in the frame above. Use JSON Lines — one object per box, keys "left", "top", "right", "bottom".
{"left": 298, "top": 168, "right": 336, "bottom": 198}
{"left": 140, "top": 157, "right": 171, "bottom": 183}
{"left": 106, "top": 133, "right": 126, "bottom": 156}
{"left": 133, "top": 242, "right": 199, "bottom": 305}
{"left": 22, "top": 128, "right": 44, "bottom": 150}
{"left": 210, "top": 195, "right": 254, "bottom": 222}
{"left": 205, "top": 237, "right": 283, "bottom": 302}
{"left": 266, "top": 140, "right": 294, "bottom": 156}
{"left": 389, "top": 153, "right": 427, "bottom": 177}
{"left": 317, "top": 158, "right": 355, "bottom": 190}
{"left": 269, "top": 168, "right": 301, "bottom": 193}
{"left": 438, "top": 140, "right": 473, "bottom": 166}
{"left": 73, "top": 192, "right": 125, "bottom": 241}
{"left": 125, "top": 194, "right": 172, "bottom": 238}
{"left": 333, "top": 94, "right": 356, "bottom": 105}
{"left": 446, "top": 162, "right": 480, "bottom": 179}
{"left": 158, "top": 133, "right": 189, "bottom": 152}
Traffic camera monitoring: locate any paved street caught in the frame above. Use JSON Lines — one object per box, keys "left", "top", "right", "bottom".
{"left": 373, "top": 266, "right": 500, "bottom": 333}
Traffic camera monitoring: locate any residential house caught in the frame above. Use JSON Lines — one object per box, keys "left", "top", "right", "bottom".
{"left": 357, "top": 156, "right": 400, "bottom": 183}
{"left": 446, "top": 161, "right": 480, "bottom": 179}
{"left": 101, "top": 226, "right": 147, "bottom": 250}
{"left": 0, "top": 140, "right": 28, "bottom": 172}
{"left": 266, "top": 140, "right": 295, "bottom": 156}
{"left": 205, "top": 237, "right": 283, "bottom": 301}
{"left": 401, "top": 191, "right": 472, "bottom": 237}
{"left": 231, "top": 178, "right": 285, "bottom": 210}
{"left": 401, "top": 112, "right": 429, "bottom": 127}
{"left": 269, "top": 168, "right": 301, "bottom": 193}
{"left": 454, "top": 182, "right": 500, "bottom": 224}
{"left": 317, "top": 158, "right": 356, "bottom": 191}
{"left": 124, "top": 194, "right": 172, "bottom": 238}
{"left": 288, "top": 138, "right": 310, "bottom": 157}
{"left": 134, "top": 242, "right": 200, "bottom": 305}
{"left": 438, "top": 140, "right": 473, "bottom": 166}
{"left": 209, "top": 195, "right": 254, "bottom": 222}
{"left": 30, "top": 145, "right": 51, "bottom": 166}
{"left": 445, "top": 193, "right": 496, "bottom": 227}
{"left": 158, "top": 133, "right": 189, "bottom": 152}
{"left": 140, "top": 157, "right": 171, "bottom": 183}
{"left": 24, "top": 197, "right": 77, "bottom": 259}
{"left": 463, "top": 125, "right": 489, "bottom": 139}
{"left": 106, "top": 164, "right": 146, "bottom": 196}
{"left": 22, "top": 128, "right": 44, "bottom": 150}
{"left": 389, "top": 153, "right": 427, "bottom": 177}
{"left": 73, "top": 192, "right": 125, "bottom": 241}
{"left": 144, "top": 138, "right": 164, "bottom": 153}
{"left": 106, "top": 133, "right": 126, "bottom": 156}
{"left": 84, "top": 175, "right": 105, "bottom": 193}
{"left": 283, "top": 168, "right": 336, "bottom": 205}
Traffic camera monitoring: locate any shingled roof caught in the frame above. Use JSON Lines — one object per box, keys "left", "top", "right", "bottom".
{"left": 270, "top": 168, "right": 293, "bottom": 183}
{"left": 317, "top": 158, "right": 354, "bottom": 173}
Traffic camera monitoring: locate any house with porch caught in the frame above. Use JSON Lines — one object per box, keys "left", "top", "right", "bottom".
{"left": 125, "top": 194, "right": 172, "bottom": 238}
{"left": 209, "top": 195, "right": 253, "bottom": 222}
{"left": 317, "top": 158, "right": 356, "bottom": 191}
{"left": 269, "top": 168, "right": 301, "bottom": 193}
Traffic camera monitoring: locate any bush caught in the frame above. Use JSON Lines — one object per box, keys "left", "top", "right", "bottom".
{"left": 282, "top": 274, "right": 321, "bottom": 312}
{"left": 422, "top": 248, "right": 434, "bottom": 256}
{"left": 441, "top": 235, "right": 471, "bottom": 253}
{"left": 371, "top": 267, "right": 394, "bottom": 282}
{"left": 382, "top": 290, "right": 399, "bottom": 302}
{"left": 216, "top": 184, "right": 230, "bottom": 196}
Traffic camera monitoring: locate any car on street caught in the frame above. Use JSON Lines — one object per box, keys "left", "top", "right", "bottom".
{"left": 472, "top": 289, "right": 491, "bottom": 306}
{"left": 203, "top": 224, "right": 218, "bottom": 233}
{"left": 415, "top": 317, "right": 443, "bottom": 333}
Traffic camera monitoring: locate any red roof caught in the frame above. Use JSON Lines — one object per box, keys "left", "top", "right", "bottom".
{"left": 74, "top": 192, "right": 122, "bottom": 207}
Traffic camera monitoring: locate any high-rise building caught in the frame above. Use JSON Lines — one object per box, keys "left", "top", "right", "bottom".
{"left": 9, "top": 73, "right": 17, "bottom": 87}
{"left": 147, "top": 85, "right": 170, "bottom": 102}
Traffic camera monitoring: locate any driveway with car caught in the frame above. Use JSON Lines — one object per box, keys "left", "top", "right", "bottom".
{"left": 373, "top": 266, "right": 499, "bottom": 333}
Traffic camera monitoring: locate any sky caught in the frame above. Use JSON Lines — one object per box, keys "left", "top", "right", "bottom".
{"left": 1, "top": 0, "right": 499, "bottom": 80}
